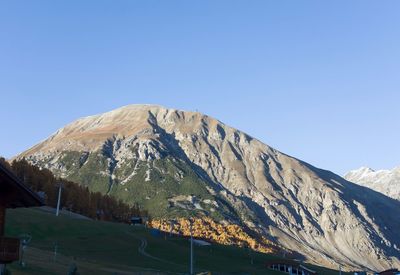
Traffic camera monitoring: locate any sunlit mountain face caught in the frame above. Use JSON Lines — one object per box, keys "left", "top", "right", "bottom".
{"left": 17, "top": 104, "right": 400, "bottom": 271}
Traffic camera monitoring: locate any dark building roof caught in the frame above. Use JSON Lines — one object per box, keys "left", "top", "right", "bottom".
{"left": 378, "top": 269, "right": 400, "bottom": 275}
{"left": 0, "top": 162, "right": 44, "bottom": 208}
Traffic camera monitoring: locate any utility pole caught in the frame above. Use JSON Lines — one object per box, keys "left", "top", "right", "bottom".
{"left": 19, "top": 234, "right": 31, "bottom": 267}
{"left": 56, "top": 183, "right": 63, "bottom": 216}
{"left": 53, "top": 241, "right": 58, "bottom": 262}
{"left": 248, "top": 247, "right": 253, "bottom": 265}
{"left": 0, "top": 204, "right": 6, "bottom": 275}
{"left": 339, "top": 263, "right": 342, "bottom": 275}
{"left": 169, "top": 220, "right": 174, "bottom": 237}
{"left": 190, "top": 219, "right": 194, "bottom": 275}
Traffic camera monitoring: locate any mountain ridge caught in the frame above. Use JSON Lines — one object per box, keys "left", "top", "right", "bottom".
{"left": 16, "top": 104, "right": 400, "bottom": 271}
{"left": 345, "top": 166, "right": 400, "bottom": 200}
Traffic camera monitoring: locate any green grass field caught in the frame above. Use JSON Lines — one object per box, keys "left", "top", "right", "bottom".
{"left": 4, "top": 208, "right": 346, "bottom": 275}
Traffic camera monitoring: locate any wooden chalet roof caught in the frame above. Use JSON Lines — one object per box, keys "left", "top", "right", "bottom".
{"left": 0, "top": 162, "right": 44, "bottom": 208}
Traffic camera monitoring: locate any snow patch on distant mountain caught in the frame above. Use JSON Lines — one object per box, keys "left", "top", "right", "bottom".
{"left": 345, "top": 166, "right": 400, "bottom": 200}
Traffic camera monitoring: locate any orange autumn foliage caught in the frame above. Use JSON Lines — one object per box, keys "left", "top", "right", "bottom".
{"left": 148, "top": 217, "right": 277, "bottom": 254}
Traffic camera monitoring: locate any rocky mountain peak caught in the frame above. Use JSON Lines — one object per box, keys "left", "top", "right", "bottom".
{"left": 345, "top": 166, "right": 400, "bottom": 201}
{"left": 16, "top": 105, "right": 400, "bottom": 271}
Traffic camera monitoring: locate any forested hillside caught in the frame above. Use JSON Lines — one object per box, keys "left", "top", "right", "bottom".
{"left": 0, "top": 158, "right": 148, "bottom": 223}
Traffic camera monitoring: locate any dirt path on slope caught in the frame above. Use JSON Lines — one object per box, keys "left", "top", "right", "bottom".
{"left": 125, "top": 231, "right": 186, "bottom": 268}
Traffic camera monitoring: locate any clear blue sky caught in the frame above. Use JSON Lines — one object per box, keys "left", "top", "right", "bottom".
{"left": 1, "top": 1, "right": 399, "bottom": 175}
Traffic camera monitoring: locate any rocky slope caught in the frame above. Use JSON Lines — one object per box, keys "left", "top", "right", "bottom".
{"left": 345, "top": 167, "right": 400, "bottom": 201}
{"left": 16, "top": 104, "right": 400, "bottom": 271}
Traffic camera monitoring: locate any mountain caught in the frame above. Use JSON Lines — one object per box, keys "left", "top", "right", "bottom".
{"left": 345, "top": 166, "right": 400, "bottom": 201}
{"left": 16, "top": 104, "right": 400, "bottom": 271}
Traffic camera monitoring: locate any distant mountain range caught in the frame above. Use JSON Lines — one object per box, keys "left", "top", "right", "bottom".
{"left": 345, "top": 166, "right": 400, "bottom": 200}
{"left": 15, "top": 104, "right": 400, "bottom": 271}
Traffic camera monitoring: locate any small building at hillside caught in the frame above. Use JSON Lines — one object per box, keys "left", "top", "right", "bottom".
{"left": 130, "top": 217, "right": 143, "bottom": 225}
{"left": 0, "top": 162, "right": 44, "bottom": 274}
{"left": 266, "top": 259, "right": 318, "bottom": 275}
{"left": 130, "top": 216, "right": 149, "bottom": 225}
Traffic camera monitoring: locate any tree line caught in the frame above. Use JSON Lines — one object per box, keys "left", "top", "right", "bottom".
{"left": 0, "top": 158, "right": 148, "bottom": 223}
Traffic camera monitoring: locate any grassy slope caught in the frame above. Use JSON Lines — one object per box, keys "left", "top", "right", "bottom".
{"left": 5, "top": 208, "right": 346, "bottom": 275}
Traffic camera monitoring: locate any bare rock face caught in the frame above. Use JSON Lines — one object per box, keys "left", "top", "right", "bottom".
{"left": 345, "top": 167, "right": 400, "bottom": 201}
{"left": 17, "top": 105, "right": 400, "bottom": 271}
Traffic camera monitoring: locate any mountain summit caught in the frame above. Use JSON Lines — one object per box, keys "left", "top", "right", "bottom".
{"left": 345, "top": 166, "right": 400, "bottom": 200}
{"left": 17, "top": 105, "right": 400, "bottom": 271}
